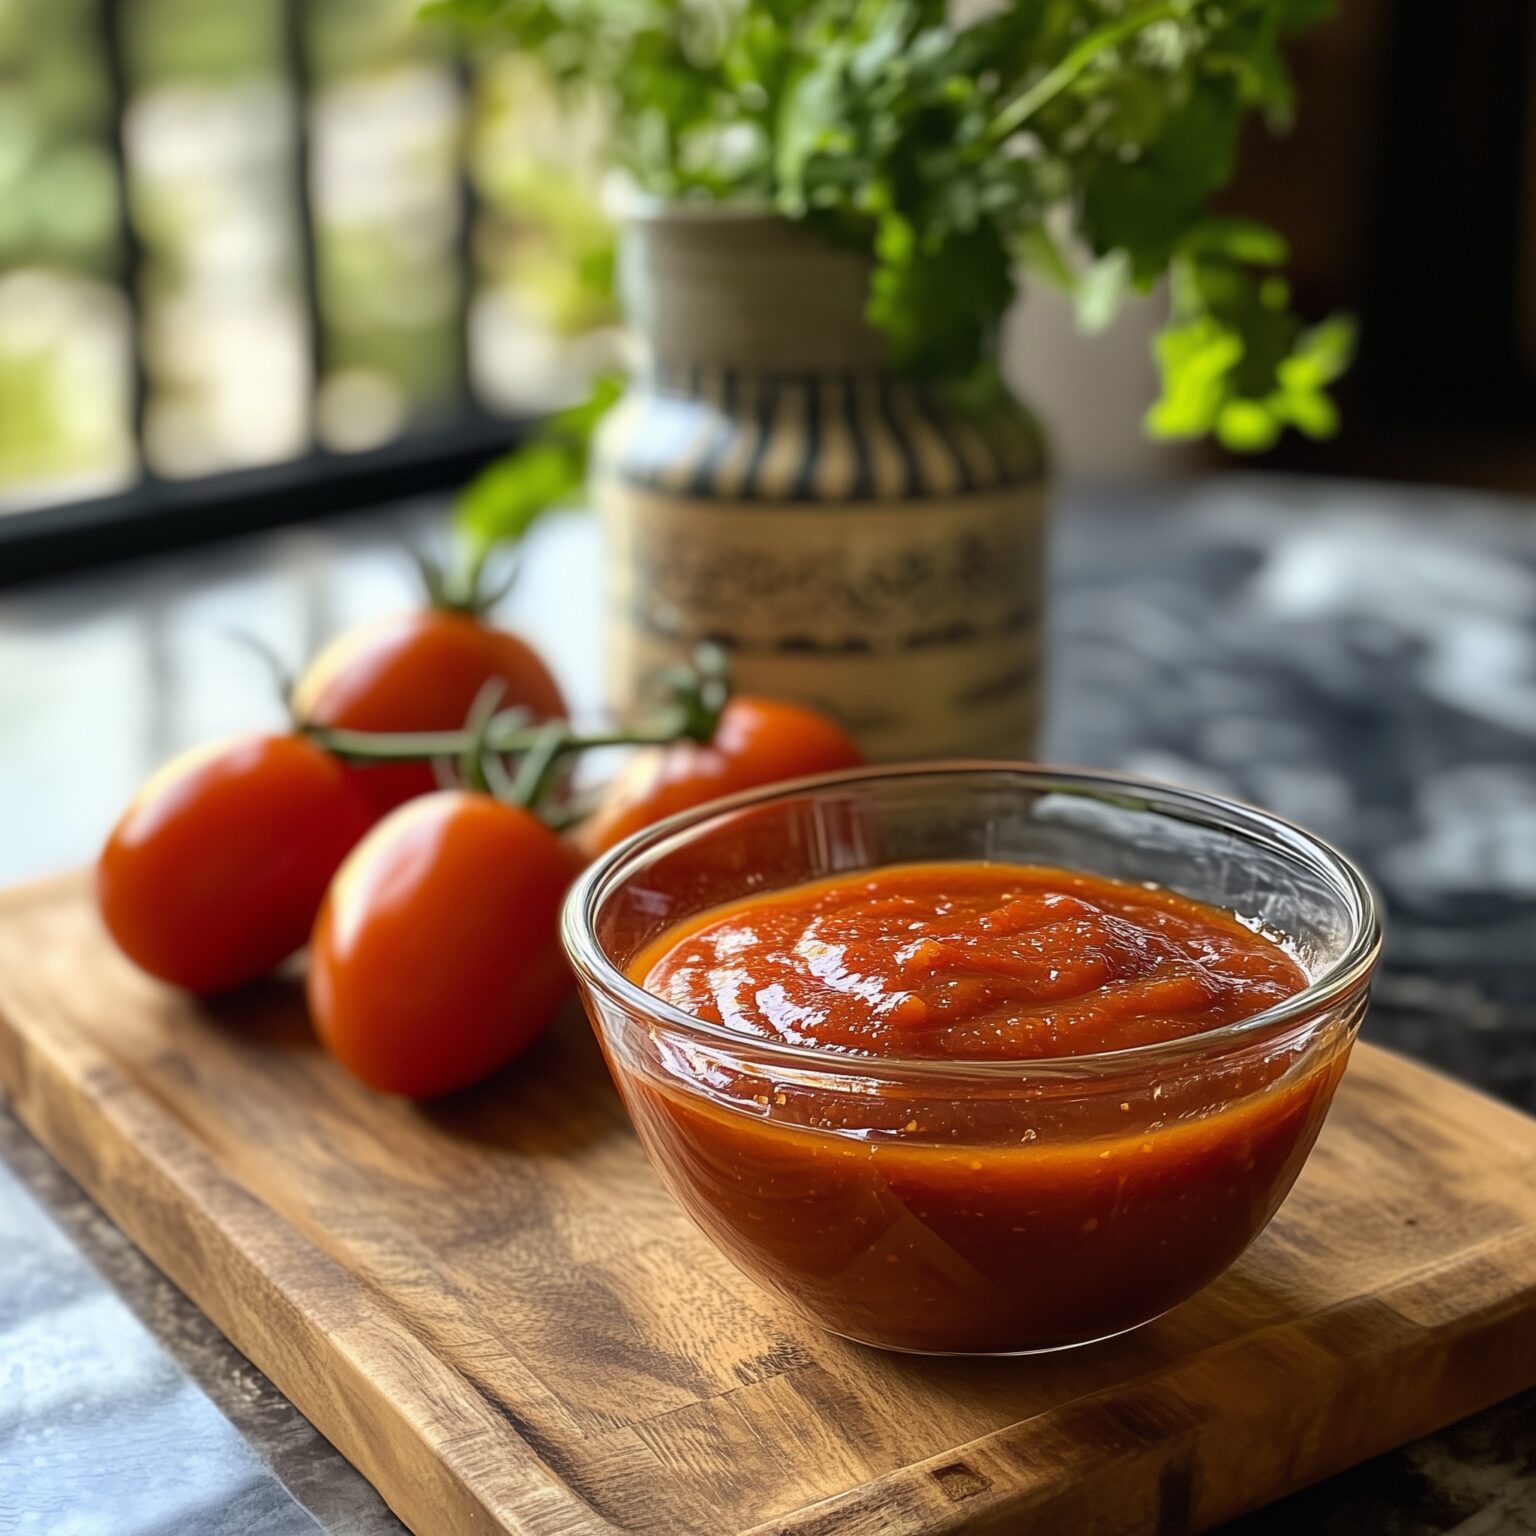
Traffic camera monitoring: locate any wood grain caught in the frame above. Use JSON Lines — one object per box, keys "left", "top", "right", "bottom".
{"left": 2, "top": 873, "right": 1536, "bottom": 1536}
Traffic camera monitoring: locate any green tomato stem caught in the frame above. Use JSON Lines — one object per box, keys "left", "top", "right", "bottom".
{"left": 508, "top": 721, "right": 572, "bottom": 811}
{"left": 306, "top": 715, "right": 686, "bottom": 765}
{"left": 300, "top": 643, "right": 732, "bottom": 808}
{"left": 458, "top": 678, "right": 509, "bottom": 793}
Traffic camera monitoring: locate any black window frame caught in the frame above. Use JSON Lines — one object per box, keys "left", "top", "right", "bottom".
{"left": 0, "top": 411, "right": 526, "bottom": 586}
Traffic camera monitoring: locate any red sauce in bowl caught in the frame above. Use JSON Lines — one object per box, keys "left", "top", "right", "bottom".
{"left": 616, "top": 862, "right": 1349, "bottom": 1354}
{"left": 635, "top": 863, "right": 1306, "bottom": 1059}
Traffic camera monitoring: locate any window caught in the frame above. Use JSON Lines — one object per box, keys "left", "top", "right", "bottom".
{"left": 0, "top": 0, "right": 614, "bottom": 576}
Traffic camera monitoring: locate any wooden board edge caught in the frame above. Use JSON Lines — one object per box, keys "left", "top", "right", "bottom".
{"left": 0, "top": 868, "right": 91, "bottom": 914}
{"left": 0, "top": 979, "right": 619, "bottom": 1536}
{"left": 754, "top": 1263, "right": 1536, "bottom": 1536}
{"left": 751, "top": 1052, "right": 1536, "bottom": 1536}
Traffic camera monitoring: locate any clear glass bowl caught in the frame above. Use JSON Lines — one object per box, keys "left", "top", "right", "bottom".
{"left": 562, "top": 764, "right": 1382, "bottom": 1355}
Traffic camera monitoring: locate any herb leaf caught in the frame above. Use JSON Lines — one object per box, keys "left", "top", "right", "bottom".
{"left": 456, "top": 374, "right": 623, "bottom": 553}
{"left": 430, "top": 0, "right": 1350, "bottom": 450}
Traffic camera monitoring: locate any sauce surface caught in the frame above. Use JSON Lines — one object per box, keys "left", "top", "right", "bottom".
{"left": 635, "top": 862, "right": 1307, "bottom": 1060}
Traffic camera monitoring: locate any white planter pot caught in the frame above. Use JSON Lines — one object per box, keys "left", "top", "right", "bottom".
{"left": 595, "top": 208, "right": 1048, "bottom": 761}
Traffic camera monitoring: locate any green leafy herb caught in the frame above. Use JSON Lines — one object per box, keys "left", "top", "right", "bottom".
{"left": 429, "top": 0, "right": 1352, "bottom": 450}
{"left": 453, "top": 374, "right": 622, "bottom": 582}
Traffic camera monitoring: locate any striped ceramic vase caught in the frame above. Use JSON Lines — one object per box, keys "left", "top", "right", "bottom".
{"left": 595, "top": 208, "right": 1047, "bottom": 762}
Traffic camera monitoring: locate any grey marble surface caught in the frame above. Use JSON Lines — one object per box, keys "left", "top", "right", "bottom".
{"left": 1, "top": 474, "right": 1535, "bottom": 1535}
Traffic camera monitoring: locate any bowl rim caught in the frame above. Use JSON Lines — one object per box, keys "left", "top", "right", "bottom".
{"left": 560, "top": 762, "right": 1384, "bottom": 1083}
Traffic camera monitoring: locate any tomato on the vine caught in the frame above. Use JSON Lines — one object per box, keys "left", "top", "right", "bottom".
{"left": 98, "top": 734, "right": 371, "bottom": 995}
{"left": 292, "top": 609, "right": 566, "bottom": 819}
{"left": 308, "top": 791, "right": 582, "bottom": 1098}
{"left": 574, "top": 695, "right": 863, "bottom": 858}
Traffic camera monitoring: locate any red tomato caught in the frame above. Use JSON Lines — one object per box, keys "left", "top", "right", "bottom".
{"left": 574, "top": 695, "right": 863, "bottom": 859}
{"left": 98, "top": 735, "right": 371, "bottom": 995}
{"left": 308, "top": 791, "right": 582, "bottom": 1098}
{"left": 291, "top": 610, "right": 567, "bottom": 819}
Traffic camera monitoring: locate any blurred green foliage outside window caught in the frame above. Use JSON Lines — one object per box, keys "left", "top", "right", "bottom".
{"left": 0, "top": 0, "right": 617, "bottom": 514}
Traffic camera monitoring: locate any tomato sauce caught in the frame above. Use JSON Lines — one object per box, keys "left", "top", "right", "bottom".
{"left": 636, "top": 863, "right": 1306, "bottom": 1060}
{"left": 620, "top": 862, "right": 1347, "bottom": 1353}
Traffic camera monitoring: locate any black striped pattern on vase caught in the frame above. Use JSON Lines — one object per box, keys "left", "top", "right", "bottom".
{"left": 594, "top": 366, "right": 1045, "bottom": 503}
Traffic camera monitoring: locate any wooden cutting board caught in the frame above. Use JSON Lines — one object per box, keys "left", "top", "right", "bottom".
{"left": 3, "top": 874, "right": 1536, "bottom": 1536}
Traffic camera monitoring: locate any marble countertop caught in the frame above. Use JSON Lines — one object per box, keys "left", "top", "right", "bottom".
{"left": 2, "top": 474, "right": 1534, "bottom": 1535}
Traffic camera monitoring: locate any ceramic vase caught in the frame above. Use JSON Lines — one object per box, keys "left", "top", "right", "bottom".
{"left": 594, "top": 208, "right": 1047, "bottom": 761}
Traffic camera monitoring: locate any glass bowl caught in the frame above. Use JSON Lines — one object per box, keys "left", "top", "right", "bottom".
{"left": 561, "top": 764, "right": 1382, "bottom": 1355}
